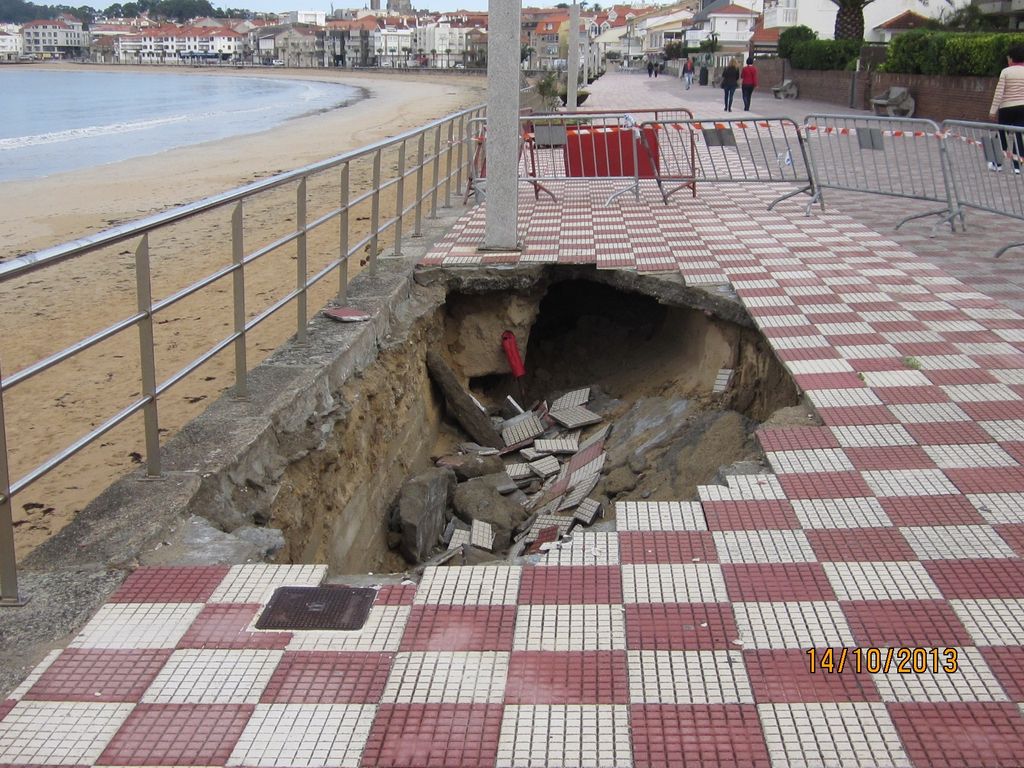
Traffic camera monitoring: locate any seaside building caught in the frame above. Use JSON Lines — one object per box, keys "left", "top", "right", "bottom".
{"left": 113, "top": 24, "right": 243, "bottom": 63}
{"left": 411, "top": 16, "right": 469, "bottom": 68}
{"left": 280, "top": 10, "right": 327, "bottom": 27}
{"left": 0, "top": 29, "right": 23, "bottom": 60}
{"left": 760, "top": 0, "right": 971, "bottom": 41}
{"left": 685, "top": 1, "right": 759, "bottom": 65}
{"left": 21, "top": 16, "right": 88, "bottom": 59}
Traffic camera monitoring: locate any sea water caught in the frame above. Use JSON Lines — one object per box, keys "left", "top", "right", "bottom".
{"left": 0, "top": 68, "right": 361, "bottom": 182}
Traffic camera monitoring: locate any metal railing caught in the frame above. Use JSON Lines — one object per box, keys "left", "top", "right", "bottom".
{"left": 0, "top": 103, "right": 484, "bottom": 605}
{"left": 942, "top": 120, "right": 1024, "bottom": 258}
{"left": 802, "top": 114, "right": 961, "bottom": 232}
{"left": 638, "top": 117, "right": 815, "bottom": 208}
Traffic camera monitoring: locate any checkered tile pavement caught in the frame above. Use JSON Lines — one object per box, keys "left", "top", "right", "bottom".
{"left": 4, "top": 73, "right": 1024, "bottom": 767}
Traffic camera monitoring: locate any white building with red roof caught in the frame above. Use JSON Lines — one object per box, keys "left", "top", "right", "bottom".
{"left": 0, "top": 29, "right": 23, "bottom": 60}
{"left": 114, "top": 24, "right": 243, "bottom": 63}
{"left": 21, "top": 16, "right": 87, "bottom": 58}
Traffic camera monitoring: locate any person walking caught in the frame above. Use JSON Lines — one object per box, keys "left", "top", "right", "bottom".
{"left": 682, "top": 58, "right": 694, "bottom": 90}
{"left": 740, "top": 56, "right": 759, "bottom": 111}
{"left": 989, "top": 42, "right": 1024, "bottom": 174}
{"left": 721, "top": 59, "right": 740, "bottom": 112}
{"left": 647, "top": 61, "right": 654, "bottom": 78}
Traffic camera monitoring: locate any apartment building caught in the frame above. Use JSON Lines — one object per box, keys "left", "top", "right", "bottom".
{"left": 115, "top": 25, "right": 243, "bottom": 63}
{"left": 412, "top": 17, "right": 468, "bottom": 68}
{"left": 21, "top": 16, "right": 88, "bottom": 59}
{"left": 0, "top": 29, "right": 23, "bottom": 60}
{"left": 685, "top": 1, "right": 759, "bottom": 63}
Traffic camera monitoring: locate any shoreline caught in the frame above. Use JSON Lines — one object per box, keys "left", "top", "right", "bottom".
{"left": 0, "top": 65, "right": 486, "bottom": 557}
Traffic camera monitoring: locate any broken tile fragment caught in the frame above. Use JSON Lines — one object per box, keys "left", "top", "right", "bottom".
{"left": 534, "top": 438, "right": 579, "bottom": 455}
{"left": 501, "top": 412, "right": 546, "bottom": 446}
{"left": 549, "top": 405, "right": 603, "bottom": 429}
{"left": 713, "top": 368, "right": 734, "bottom": 394}
{"left": 447, "top": 528, "right": 471, "bottom": 550}
{"left": 551, "top": 387, "right": 591, "bottom": 411}
{"left": 470, "top": 520, "right": 496, "bottom": 551}
{"left": 573, "top": 499, "right": 603, "bottom": 526}
{"left": 529, "top": 456, "right": 561, "bottom": 479}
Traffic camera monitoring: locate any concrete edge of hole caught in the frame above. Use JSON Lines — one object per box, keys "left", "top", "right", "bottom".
{"left": 0, "top": 203, "right": 470, "bottom": 699}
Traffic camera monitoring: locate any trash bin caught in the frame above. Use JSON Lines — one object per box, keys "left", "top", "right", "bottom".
{"left": 699, "top": 66, "right": 709, "bottom": 86}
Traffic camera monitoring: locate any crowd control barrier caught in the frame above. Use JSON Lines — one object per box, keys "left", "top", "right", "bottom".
{"left": 802, "top": 115, "right": 960, "bottom": 232}
{"left": 942, "top": 120, "right": 1024, "bottom": 258}
{"left": 636, "top": 117, "right": 814, "bottom": 209}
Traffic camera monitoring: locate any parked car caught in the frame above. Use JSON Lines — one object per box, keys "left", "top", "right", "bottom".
{"left": 271, "top": 59, "right": 285, "bottom": 67}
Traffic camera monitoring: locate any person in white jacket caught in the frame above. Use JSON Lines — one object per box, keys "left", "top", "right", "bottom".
{"left": 989, "top": 42, "right": 1024, "bottom": 173}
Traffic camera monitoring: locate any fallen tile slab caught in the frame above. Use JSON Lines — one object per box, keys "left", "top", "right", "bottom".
{"left": 529, "top": 456, "right": 561, "bottom": 479}
{"left": 470, "top": 520, "right": 496, "bottom": 551}
{"left": 549, "top": 406, "right": 603, "bottom": 429}
{"left": 501, "top": 412, "right": 546, "bottom": 447}
{"left": 573, "top": 499, "right": 603, "bottom": 526}
{"left": 534, "top": 438, "right": 580, "bottom": 455}
{"left": 551, "top": 387, "right": 591, "bottom": 411}
{"left": 426, "top": 351, "right": 503, "bottom": 449}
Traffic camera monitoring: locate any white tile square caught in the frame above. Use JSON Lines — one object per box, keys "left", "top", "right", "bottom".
{"left": 621, "top": 564, "right": 728, "bottom": 603}
{"left": 758, "top": 702, "right": 910, "bottom": 768}
{"left": 940, "top": 384, "right": 1020, "bottom": 403}
{"left": 766, "top": 449, "right": 854, "bottom": 474}
{"left": 0, "top": 701, "right": 134, "bottom": 765}
{"left": 285, "top": 606, "right": 410, "bottom": 652}
{"left": 824, "top": 560, "right": 942, "bottom": 601}
{"left": 210, "top": 564, "right": 327, "bottom": 604}
{"left": 863, "top": 469, "right": 960, "bottom": 497}
{"left": 901, "top": 525, "right": 1017, "bottom": 560}
{"left": 382, "top": 652, "right": 509, "bottom": 703}
{"left": 227, "top": 703, "right": 376, "bottom": 768}
{"left": 414, "top": 566, "right": 521, "bottom": 605}
{"left": 888, "top": 403, "right": 971, "bottom": 423}
{"left": 951, "top": 599, "right": 1024, "bottom": 646}
{"left": 968, "top": 493, "right": 1024, "bottom": 524}
{"left": 141, "top": 649, "right": 283, "bottom": 704}
{"left": 496, "top": 705, "right": 631, "bottom": 768}
{"left": 979, "top": 419, "right": 1024, "bottom": 442}
{"left": 922, "top": 443, "right": 1017, "bottom": 469}
{"left": 712, "top": 530, "right": 816, "bottom": 563}
{"left": 872, "top": 647, "right": 1008, "bottom": 703}
{"left": 830, "top": 423, "right": 916, "bottom": 448}
{"left": 513, "top": 605, "right": 626, "bottom": 651}
{"left": 615, "top": 501, "right": 707, "bottom": 531}
{"left": 538, "top": 531, "right": 619, "bottom": 566}
{"left": 792, "top": 497, "right": 892, "bottom": 529}
{"left": 626, "top": 651, "right": 753, "bottom": 704}
{"left": 733, "top": 601, "right": 854, "bottom": 649}
{"left": 70, "top": 602, "right": 204, "bottom": 650}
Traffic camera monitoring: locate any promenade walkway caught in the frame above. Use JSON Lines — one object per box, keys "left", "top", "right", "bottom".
{"left": 1, "top": 71, "right": 1024, "bottom": 767}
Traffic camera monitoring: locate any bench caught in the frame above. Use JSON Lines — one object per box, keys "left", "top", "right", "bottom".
{"left": 771, "top": 80, "right": 798, "bottom": 99}
{"left": 871, "top": 86, "right": 915, "bottom": 118}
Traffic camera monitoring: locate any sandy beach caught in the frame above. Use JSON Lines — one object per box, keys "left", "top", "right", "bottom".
{"left": 0, "top": 63, "right": 486, "bottom": 557}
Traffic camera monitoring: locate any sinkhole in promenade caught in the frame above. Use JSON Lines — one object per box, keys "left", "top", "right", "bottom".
{"left": 267, "top": 269, "right": 804, "bottom": 575}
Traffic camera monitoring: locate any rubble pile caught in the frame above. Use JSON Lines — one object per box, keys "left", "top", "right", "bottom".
{"left": 394, "top": 386, "right": 610, "bottom": 565}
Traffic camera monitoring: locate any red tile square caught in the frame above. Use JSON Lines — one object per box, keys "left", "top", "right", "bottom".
{"left": 779, "top": 471, "right": 875, "bottom": 499}
{"left": 897, "top": 341, "right": 959, "bottom": 356}
{"left": 259, "top": 651, "right": 393, "bottom": 704}
{"left": 625, "top": 603, "right": 739, "bottom": 650}
{"left": 24, "top": 649, "right": 172, "bottom": 703}
{"left": 926, "top": 368, "right": 999, "bottom": 386}
{"left": 793, "top": 372, "right": 866, "bottom": 391}
{"left": 98, "top": 703, "right": 254, "bottom": 765}
{"left": 906, "top": 421, "right": 995, "bottom": 445}
{"left": 924, "top": 559, "right": 1024, "bottom": 599}
{"left": 995, "top": 524, "right": 1024, "bottom": 557}
{"left": 755, "top": 428, "right": 839, "bottom": 452}
{"left": 842, "top": 600, "right": 972, "bottom": 647}
{"left": 618, "top": 532, "right": 718, "bottom": 564}
{"left": 0, "top": 699, "right": 16, "bottom": 722}
{"left": 873, "top": 385, "right": 951, "bottom": 405}
{"left": 889, "top": 702, "right": 1024, "bottom": 768}
{"left": 846, "top": 445, "right": 937, "bottom": 471}
{"left": 850, "top": 357, "right": 911, "bottom": 372}
{"left": 815, "top": 406, "right": 898, "bottom": 427}
{"left": 505, "top": 650, "right": 628, "bottom": 704}
{"left": 361, "top": 704, "right": 502, "bottom": 768}
{"left": 963, "top": 400, "right": 1024, "bottom": 421}
{"left": 517, "top": 565, "right": 621, "bottom": 604}
{"left": 880, "top": 495, "right": 986, "bottom": 526}
{"left": 176, "top": 604, "right": 290, "bottom": 650}
{"left": 722, "top": 563, "right": 836, "bottom": 602}
{"left": 776, "top": 347, "right": 840, "bottom": 363}
{"left": 947, "top": 467, "right": 1024, "bottom": 494}
{"left": 108, "top": 567, "right": 229, "bottom": 603}
{"left": 702, "top": 500, "right": 801, "bottom": 530}
{"left": 744, "top": 649, "right": 881, "bottom": 703}
{"left": 399, "top": 606, "right": 516, "bottom": 652}
{"left": 375, "top": 585, "right": 417, "bottom": 606}
{"left": 806, "top": 527, "right": 918, "bottom": 561}
{"left": 630, "top": 704, "right": 771, "bottom": 768}
{"left": 981, "top": 647, "right": 1024, "bottom": 702}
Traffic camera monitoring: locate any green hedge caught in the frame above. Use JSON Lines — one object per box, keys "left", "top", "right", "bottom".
{"left": 883, "top": 30, "right": 1024, "bottom": 76}
{"left": 790, "top": 39, "right": 862, "bottom": 71}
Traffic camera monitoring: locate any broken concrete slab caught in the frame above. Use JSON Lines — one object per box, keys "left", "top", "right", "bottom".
{"left": 573, "top": 499, "right": 603, "bottom": 526}
{"left": 398, "top": 467, "right": 456, "bottom": 563}
{"left": 435, "top": 453, "right": 505, "bottom": 481}
{"left": 426, "top": 351, "right": 503, "bottom": 449}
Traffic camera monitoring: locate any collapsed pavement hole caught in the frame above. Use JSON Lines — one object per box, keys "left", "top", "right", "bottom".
{"left": 269, "top": 273, "right": 808, "bottom": 576}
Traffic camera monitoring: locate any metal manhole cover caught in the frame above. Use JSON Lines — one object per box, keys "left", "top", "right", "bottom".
{"left": 255, "top": 586, "right": 376, "bottom": 631}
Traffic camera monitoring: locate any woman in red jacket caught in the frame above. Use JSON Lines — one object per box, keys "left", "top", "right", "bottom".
{"left": 740, "top": 57, "right": 759, "bottom": 112}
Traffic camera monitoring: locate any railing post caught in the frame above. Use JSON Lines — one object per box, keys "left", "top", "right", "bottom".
{"left": 339, "top": 161, "right": 350, "bottom": 302}
{"left": 369, "top": 151, "right": 381, "bottom": 274}
{"left": 0, "top": 364, "right": 26, "bottom": 606}
{"left": 443, "top": 119, "right": 455, "bottom": 208}
{"left": 296, "top": 177, "right": 308, "bottom": 344}
{"left": 134, "top": 234, "right": 161, "bottom": 478}
{"left": 455, "top": 114, "right": 466, "bottom": 199}
{"left": 413, "top": 133, "right": 426, "bottom": 237}
{"left": 394, "top": 140, "right": 407, "bottom": 257}
{"left": 430, "top": 125, "right": 442, "bottom": 219}
{"left": 231, "top": 202, "right": 248, "bottom": 399}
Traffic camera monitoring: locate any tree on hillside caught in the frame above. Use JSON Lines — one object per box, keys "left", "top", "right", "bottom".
{"left": 830, "top": 0, "right": 874, "bottom": 40}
